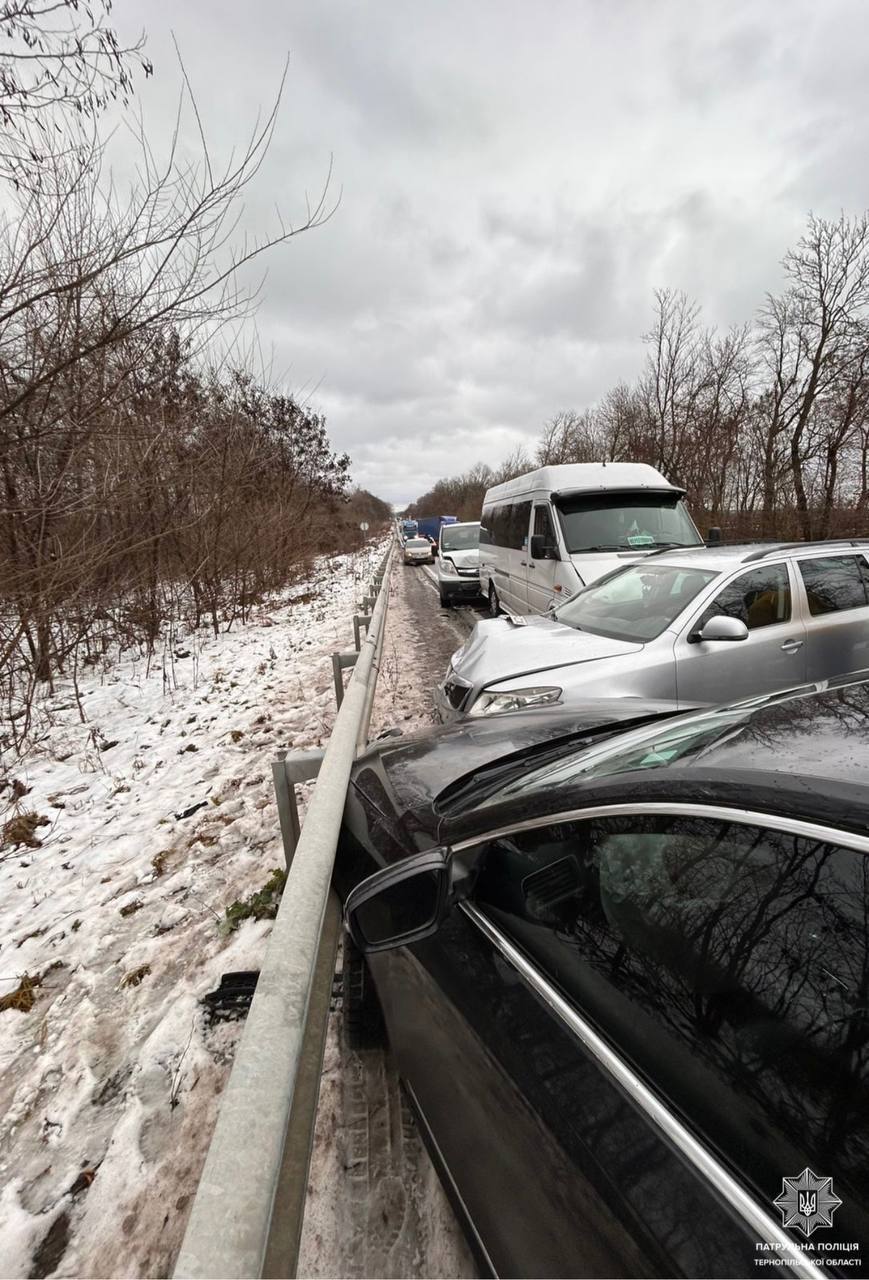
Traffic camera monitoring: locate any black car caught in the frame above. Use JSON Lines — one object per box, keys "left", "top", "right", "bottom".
{"left": 335, "top": 681, "right": 869, "bottom": 1278}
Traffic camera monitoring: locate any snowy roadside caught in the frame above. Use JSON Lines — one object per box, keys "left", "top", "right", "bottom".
{"left": 0, "top": 540, "right": 387, "bottom": 1280}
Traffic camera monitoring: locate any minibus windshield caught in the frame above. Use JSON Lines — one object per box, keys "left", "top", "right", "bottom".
{"left": 555, "top": 491, "right": 702, "bottom": 553}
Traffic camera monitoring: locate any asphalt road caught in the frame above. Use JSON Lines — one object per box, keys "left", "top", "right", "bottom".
{"left": 405, "top": 558, "right": 485, "bottom": 644}
{"left": 296, "top": 558, "right": 481, "bottom": 1280}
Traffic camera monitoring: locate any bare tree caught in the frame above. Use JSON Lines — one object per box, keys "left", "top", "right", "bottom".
{"left": 536, "top": 409, "right": 605, "bottom": 466}
{"left": 0, "top": 0, "right": 151, "bottom": 181}
{"left": 758, "top": 214, "right": 869, "bottom": 537}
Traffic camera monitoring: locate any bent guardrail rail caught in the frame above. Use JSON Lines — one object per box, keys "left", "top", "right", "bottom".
{"left": 174, "top": 541, "right": 394, "bottom": 1279}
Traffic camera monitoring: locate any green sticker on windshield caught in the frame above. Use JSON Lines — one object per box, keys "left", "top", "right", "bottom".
{"left": 627, "top": 534, "right": 655, "bottom": 546}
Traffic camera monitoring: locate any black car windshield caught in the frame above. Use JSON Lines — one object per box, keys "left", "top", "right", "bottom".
{"left": 555, "top": 491, "right": 702, "bottom": 553}
{"left": 554, "top": 562, "right": 718, "bottom": 642}
{"left": 441, "top": 525, "right": 479, "bottom": 551}
{"left": 488, "top": 703, "right": 754, "bottom": 806}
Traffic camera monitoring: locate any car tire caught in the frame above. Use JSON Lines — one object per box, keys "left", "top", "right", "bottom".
{"left": 343, "top": 932, "right": 386, "bottom": 1050}
{"left": 488, "top": 583, "right": 501, "bottom": 616}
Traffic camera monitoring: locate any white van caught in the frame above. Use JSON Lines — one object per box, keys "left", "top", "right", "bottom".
{"left": 478, "top": 462, "right": 703, "bottom": 616}
{"left": 436, "top": 520, "right": 481, "bottom": 606}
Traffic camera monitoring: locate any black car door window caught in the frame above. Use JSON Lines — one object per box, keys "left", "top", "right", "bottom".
{"left": 799, "top": 555, "right": 869, "bottom": 616}
{"left": 471, "top": 813, "right": 869, "bottom": 1247}
{"left": 697, "top": 563, "right": 791, "bottom": 631}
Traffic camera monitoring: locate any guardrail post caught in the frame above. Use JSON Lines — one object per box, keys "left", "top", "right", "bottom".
{"left": 271, "top": 749, "right": 326, "bottom": 869}
{"left": 332, "top": 650, "right": 359, "bottom": 708}
{"left": 352, "top": 614, "right": 371, "bottom": 652}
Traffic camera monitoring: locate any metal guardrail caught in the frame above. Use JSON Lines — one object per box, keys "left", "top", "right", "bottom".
{"left": 174, "top": 542, "right": 394, "bottom": 1279}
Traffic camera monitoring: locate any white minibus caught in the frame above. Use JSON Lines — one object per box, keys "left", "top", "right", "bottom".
{"left": 478, "top": 462, "right": 703, "bottom": 616}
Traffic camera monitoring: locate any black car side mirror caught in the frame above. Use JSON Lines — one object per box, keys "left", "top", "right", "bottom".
{"left": 344, "top": 849, "right": 451, "bottom": 954}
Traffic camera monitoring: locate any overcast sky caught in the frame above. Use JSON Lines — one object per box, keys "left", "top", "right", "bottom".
{"left": 115, "top": 0, "right": 869, "bottom": 504}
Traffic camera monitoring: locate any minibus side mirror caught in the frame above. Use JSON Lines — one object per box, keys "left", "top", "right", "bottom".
{"left": 530, "top": 534, "right": 559, "bottom": 561}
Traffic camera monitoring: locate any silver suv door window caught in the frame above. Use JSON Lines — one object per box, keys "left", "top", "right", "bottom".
{"left": 798, "top": 555, "right": 869, "bottom": 683}
{"left": 471, "top": 812, "right": 869, "bottom": 1251}
{"left": 676, "top": 562, "right": 804, "bottom": 704}
{"left": 798, "top": 555, "right": 869, "bottom": 615}
{"left": 697, "top": 563, "right": 791, "bottom": 631}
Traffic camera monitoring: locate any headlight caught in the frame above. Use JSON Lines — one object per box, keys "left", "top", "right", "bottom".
{"left": 440, "top": 558, "right": 459, "bottom": 576}
{"left": 467, "top": 686, "right": 562, "bottom": 717}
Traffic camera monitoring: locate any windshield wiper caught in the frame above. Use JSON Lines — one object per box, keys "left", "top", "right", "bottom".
{"left": 435, "top": 711, "right": 684, "bottom": 815}
{"left": 569, "top": 540, "right": 697, "bottom": 554}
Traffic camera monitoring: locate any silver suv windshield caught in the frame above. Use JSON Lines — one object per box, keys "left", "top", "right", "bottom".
{"left": 555, "top": 491, "right": 702, "bottom": 553}
{"left": 441, "top": 525, "right": 479, "bottom": 551}
{"left": 554, "top": 562, "right": 718, "bottom": 642}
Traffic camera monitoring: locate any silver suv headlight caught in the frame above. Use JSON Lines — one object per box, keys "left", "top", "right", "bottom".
{"left": 468, "top": 686, "right": 562, "bottom": 716}
{"left": 440, "top": 557, "right": 459, "bottom": 576}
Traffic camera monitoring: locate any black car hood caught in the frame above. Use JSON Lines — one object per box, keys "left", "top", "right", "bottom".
{"left": 349, "top": 699, "right": 684, "bottom": 850}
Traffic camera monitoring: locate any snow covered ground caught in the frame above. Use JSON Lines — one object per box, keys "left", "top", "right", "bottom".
{"left": 0, "top": 541, "right": 387, "bottom": 1280}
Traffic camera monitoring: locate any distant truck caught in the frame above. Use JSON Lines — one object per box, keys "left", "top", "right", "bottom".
{"left": 414, "top": 515, "right": 458, "bottom": 547}
{"left": 400, "top": 519, "right": 418, "bottom": 540}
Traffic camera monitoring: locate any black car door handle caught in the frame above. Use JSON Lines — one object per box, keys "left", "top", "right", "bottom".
{"left": 527, "top": 564, "right": 536, "bottom": 570}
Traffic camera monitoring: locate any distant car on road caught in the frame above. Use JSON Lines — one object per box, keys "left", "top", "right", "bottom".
{"left": 437, "top": 520, "right": 482, "bottom": 607}
{"left": 335, "top": 676, "right": 869, "bottom": 1277}
{"left": 438, "top": 539, "right": 869, "bottom": 719}
{"left": 403, "top": 537, "right": 434, "bottom": 565}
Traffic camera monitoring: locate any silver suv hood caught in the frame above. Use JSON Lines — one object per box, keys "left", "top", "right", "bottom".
{"left": 452, "top": 616, "right": 643, "bottom": 686}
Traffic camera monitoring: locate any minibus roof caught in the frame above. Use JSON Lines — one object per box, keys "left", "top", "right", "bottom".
{"left": 482, "top": 462, "right": 685, "bottom": 504}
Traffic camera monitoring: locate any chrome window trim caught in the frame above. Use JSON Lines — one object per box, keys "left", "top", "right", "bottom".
{"left": 451, "top": 800, "right": 869, "bottom": 858}
{"left": 458, "top": 897, "right": 823, "bottom": 1279}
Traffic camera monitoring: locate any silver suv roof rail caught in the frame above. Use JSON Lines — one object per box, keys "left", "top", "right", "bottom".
{"left": 741, "top": 538, "right": 869, "bottom": 563}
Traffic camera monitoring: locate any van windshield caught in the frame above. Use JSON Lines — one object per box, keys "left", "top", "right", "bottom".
{"left": 555, "top": 491, "right": 702, "bottom": 553}
{"left": 441, "top": 525, "right": 479, "bottom": 551}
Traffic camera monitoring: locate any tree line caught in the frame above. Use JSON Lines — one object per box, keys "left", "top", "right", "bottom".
{"left": 0, "top": 2, "right": 390, "bottom": 742}
{"left": 411, "top": 213, "right": 869, "bottom": 542}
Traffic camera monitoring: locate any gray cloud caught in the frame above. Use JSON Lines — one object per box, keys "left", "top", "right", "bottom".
{"left": 113, "top": 0, "right": 869, "bottom": 502}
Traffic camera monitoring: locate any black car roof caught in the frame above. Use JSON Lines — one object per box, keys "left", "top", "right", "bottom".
{"left": 659, "top": 677, "right": 869, "bottom": 795}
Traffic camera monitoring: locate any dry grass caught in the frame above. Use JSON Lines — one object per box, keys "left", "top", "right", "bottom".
{"left": 119, "top": 964, "right": 151, "bottom": 989}
{"left": 0, "top": 972, "right": 42, "bottom": 1013}
{"left": 2, "top": 810, "right": 50, "bottom": 851}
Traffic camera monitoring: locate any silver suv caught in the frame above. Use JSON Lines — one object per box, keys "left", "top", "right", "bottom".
{"left": 436, "top": 540, "right": 869, "bottom": 719}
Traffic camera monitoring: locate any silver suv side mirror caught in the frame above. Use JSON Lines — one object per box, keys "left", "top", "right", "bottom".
{"left": 695, "top": 615, "right": 749, "bottom": 643}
